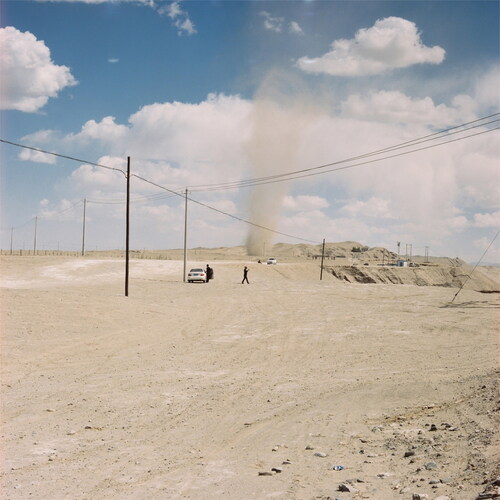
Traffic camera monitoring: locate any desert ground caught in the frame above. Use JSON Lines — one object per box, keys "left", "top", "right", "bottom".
{"left": 1, "top": 249, "right": 498, "bottom": 500}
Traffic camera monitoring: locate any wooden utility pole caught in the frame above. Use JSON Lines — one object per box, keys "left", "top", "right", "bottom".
{"left": 33, "top": 216, "right": 38, "bottom": 255}
{"left": 183, "top": 188, "right": 188, "bottom": 282}
{"left": 320, "top": 238, "right": 325, "bottom": 280}
{"left": 81, "top": 198, "right": 87, "bottom": 256}
{"left": 125, "top": 157, "right": 130, "bottom": 297}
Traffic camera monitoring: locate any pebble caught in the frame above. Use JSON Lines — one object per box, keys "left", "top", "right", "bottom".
{"left": 338, "top": 483, "right": 358, "bottom": 493}
{"left": 305, "top": 444, "right": 314, "bottom": 450}
{"left": 376, "top": 472, "right": 391, "bottom": 479}
{"left": 271, "top": 467, "right": 282, "bottom": 473}
{"left": 429, "top": 424, "right": 438, "bottom": 431}
{"left": 371, "top": 426, "right": 384, "bottom": 433}
{"left": 412, "top": 494, "right": 429, "bottom": 500}
{"left": 425, "top": 462, "right": 437, "bottom": 470}
{"left": 434, "top": 496, "right": 450, "bottom": 500}
{"left": 258, "top": 471, "right": 273, "bottom": 476}
{"left": 314, "top": 452, "right": 328, "bottom": 458}
{"left": 404, "top": 450, "right": 416, "bottom": 458}
{"left": 282, "top": 459, "right": 292, "bottom": 465}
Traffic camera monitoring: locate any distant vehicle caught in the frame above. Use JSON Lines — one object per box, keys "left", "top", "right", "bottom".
{"left": 187, "top": 268, "right": 207, "bottom": 283}
{"left": 267, "top": 257, "right": 277, "bottom": 265}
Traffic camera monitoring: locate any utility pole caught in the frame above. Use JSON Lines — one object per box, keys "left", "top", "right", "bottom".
{"left": 10, "top": 227, "right": 13, "bottom": 255}
{"left": 125, "top": 157, "right": 130, "bottom": 297}
{"left": 82, "top": 198, "right": 87, "bottom": 256}
{"left": 425, "top": 246, "right": 429, "bottom": 263}
{"left": 183, "top": 188, "right": 188, "bottom": 282}
{"left": 33, "top": 216, "right": 38, "bottom": 255}
{"left": 397, "top": 241, "right": 400, "bottom": 261}
{"left": 320, "top": 238, "right": 325, "bottom": 280}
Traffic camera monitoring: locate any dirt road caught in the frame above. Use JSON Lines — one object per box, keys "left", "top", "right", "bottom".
{"left": 1, "top": 256, "right": 498, "bottom": 499}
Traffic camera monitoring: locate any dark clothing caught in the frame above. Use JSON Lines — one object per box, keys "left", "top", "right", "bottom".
{"left": 206, "top": 265, "right": 213, "bottom": 282}
{"left": 242, "top": 267, "right": 249, "bottom": 284}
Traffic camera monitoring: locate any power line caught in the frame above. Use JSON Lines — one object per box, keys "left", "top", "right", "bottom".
{"left": 449, "top": 229, "right": 500, "bottom": 304}
{"left": 187, "top": 116, "right": 500, "bottom": 192}
{"left": 0, "top": 139, "right": 126, "bottom": 176}
{"left": 1, "top": 112, "right": 498, "bottom": 245}
{"left": 131, "top": 174, "right": 319, "bottom": 244}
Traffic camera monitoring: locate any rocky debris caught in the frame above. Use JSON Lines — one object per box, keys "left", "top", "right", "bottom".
{"left": 338, "top": 482, "right": 358, "bottom": 493}
{"left": 314, "top": 452, "right": 328, "bottom": 458}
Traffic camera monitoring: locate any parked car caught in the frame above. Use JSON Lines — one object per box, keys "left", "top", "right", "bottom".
{"left": 267, "top": 257, "right": 277, "bottom": 265}
{"left": 187, "top": 268, "right": 207, "bottom": 283}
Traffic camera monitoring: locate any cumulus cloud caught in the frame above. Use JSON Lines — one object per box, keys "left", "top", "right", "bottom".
{"left": 340, "top": 197, "right": 396, "bottom": 219}
{"left": 289, "top": 21, "right": 304, "bottom": 35}
{"left": 296, "top": 17, "right": 445, "bottom": 76}
{"left": 340, "top": 90, "right": 475, "bottom": 126}
{"left": 20, "top": 80, "right": 499, "bottom": 259}
{"left": 283, "top": 195, "right": 329, "bottom": 211}
{"left": 260, "top": 11, "right": 284, "bottom": 33}
{"left": 0, "top": 26, "right": 78, "bottom": 112}
{"left": 159, "top": 1, "right": 196, "bottom": 36}
{"left": 472, "top": 211, "right": 500, "bottom": 228}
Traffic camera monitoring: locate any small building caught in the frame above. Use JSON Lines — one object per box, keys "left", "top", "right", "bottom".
{"left": 397, "top": 260, "right": 409, "bottom": 267}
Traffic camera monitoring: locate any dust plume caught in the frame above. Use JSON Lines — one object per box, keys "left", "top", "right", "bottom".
{"left": 245, "top": 72, "right": 319, "bottom": 256}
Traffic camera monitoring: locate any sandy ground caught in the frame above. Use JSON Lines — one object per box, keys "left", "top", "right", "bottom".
{"left": 1, "top": 256, "right": 498, "bottom": 500}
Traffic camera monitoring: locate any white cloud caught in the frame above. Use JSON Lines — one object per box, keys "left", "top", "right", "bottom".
{"left": 74, "top": 116, "right": 130, "bottom": 143}
{"left": 289, "top": 21, "right": 303, "bottom": 35}
{"left": 472, "top": 211, "right": 500, "bottom": 228}
{"left": 0, "top": 26, "right": 77, "bottom": 112}
{"left": 260, "top": 11, "right": 284, "bottom": 33}
{"left": 21, "top": 81, "right": 499, "bottom": 259}
{"left": 71, "top": 156, "right": 127, "bottom": 189}
{"left": 159, "top": 1, "right": 196, "bottom": 35}
{"left": 19, "top": 148, "right": 57, "bottom": 164}
{"left": 283, "top": 195, "right": 329, "bottom": 211}
{"left": 473, "top": 65, "right": 500, "bottom": 113}
{"left": 340, "top": 90, "right": 475, "bottom": 126}
{"left": 108, "top": 58, "right": 119, "bottom": 64}
{"left": 296, "top": 17, "right": 445, "bottom": 76}
{"left": 340, "top": 197, "right": 395, "bottom": 219}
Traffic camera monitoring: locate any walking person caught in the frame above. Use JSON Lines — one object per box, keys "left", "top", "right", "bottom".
{"left": 241, "top": 266, "right": 249, "bottom": 284}
{"left": 206, "top": 264, "right": 213, "bottom": 282}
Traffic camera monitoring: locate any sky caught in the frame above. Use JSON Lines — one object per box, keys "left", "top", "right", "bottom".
{"left": 0, "top": 0, "right": 499, "bottom": 262}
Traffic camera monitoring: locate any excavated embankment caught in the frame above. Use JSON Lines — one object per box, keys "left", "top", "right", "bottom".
{"left": 326, "top": 264, "right": 500, "bottom": 292}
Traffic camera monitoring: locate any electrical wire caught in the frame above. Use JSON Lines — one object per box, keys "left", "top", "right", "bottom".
{"left": 449, "top": 229, "right": 500, "bottom": 304}
{"left": 187, "top": 116, "right": 500, "bottom": 192}
{"left": 131, "top": 173, "right": 319, "bottom": 244}
{"left": 0, "top": 139, "right": 127, "bottom": 176}
{"left": 1, "top": 112, "right": 498, "bottom": 245}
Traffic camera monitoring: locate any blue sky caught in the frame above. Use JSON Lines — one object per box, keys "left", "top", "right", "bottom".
{"left": 1, "top": 0, "right": 499, "bottom": 262}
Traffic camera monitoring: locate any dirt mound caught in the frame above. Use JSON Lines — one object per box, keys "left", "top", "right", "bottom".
{"left": 326, "top": 264, "right": 500, "bottom": 292}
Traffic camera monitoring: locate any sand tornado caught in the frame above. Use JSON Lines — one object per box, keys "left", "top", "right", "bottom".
{"left": 245, "top": 74, "right": 318, "bottom": 256}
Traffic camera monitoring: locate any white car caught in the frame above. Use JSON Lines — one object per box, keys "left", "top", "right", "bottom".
{"left": 267, "top": 257, "right": 277, "bottom": 265}
{"left": 187, "top": 268, "right": 207, "bottom": 283}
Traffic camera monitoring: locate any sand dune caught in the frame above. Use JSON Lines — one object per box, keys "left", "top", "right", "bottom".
{"left": 1, "top": 254, "right": 498, "bottom": 499}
